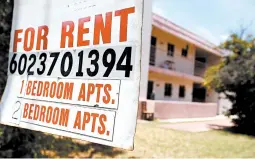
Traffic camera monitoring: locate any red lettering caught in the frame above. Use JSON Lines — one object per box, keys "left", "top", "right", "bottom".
{"left": 115, "top": 7, "right": 135, "bottom": 42}
{"left": 60, "top": 21, "right": 74, "bottom": 48}
{"left": 36, "top": 25, "right": 49, "bottom": 50}
{"left": 93, "top": 12, "right": 112, "bottom": 45}
{"left": 77, "top": 17, "right": 91, "bottom": 47}
{"left": 13, "top": 29, "right": 23, "bottom": 52}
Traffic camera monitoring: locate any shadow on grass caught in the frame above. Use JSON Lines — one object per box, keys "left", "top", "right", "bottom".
{"left": 208, "top": 124, "right": 255, "bottom": 137}
{"left": 35, "top": 131, "right": 125, "bottom": 158}
{"left": 0, "top": 125, "right": 125, "bottom": 158}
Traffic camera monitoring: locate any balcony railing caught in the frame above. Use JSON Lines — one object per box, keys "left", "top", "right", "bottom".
{"left": 150, "top": 46, "right": 212, "bottom": 78}
{"left": 150, "top": 46, "right": 175, "bottom": 70}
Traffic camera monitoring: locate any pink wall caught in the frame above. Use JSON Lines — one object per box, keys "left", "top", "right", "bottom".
{"left": 138, "top": 100, "right": 218, "bottom": 120}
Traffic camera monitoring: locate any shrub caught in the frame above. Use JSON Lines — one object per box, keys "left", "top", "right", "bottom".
{"left": 205, "top": 31, "right": 255, "bottom": 134}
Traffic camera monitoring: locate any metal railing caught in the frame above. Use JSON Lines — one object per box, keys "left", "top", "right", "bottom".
{"left": 149, "top": 45, "right": 175, "bottom": 68}
{"left": 149, "top": 46, "right": 212, "bottom": 77}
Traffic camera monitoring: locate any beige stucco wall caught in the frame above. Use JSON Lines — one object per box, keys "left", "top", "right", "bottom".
{"left": 149, "top": 71, "right": 219, "bottom": 103}
{"left": 149, "top": 72, "right": 193, "bottom": 102}
{"left": 206, "top": 89, "right": 219, "bottom": 103}
{"left": 152, "top": 26, "right": 196, "bottom": 75}
{"left": 140, "top": 23, "right": 221, "bottom": 105}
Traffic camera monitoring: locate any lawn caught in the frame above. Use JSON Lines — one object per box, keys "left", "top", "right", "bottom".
{"left": 35, "top": 120, "right": 255, "bottom": 158}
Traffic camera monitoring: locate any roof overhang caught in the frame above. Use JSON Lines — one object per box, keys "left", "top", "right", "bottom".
{"left": 152, "top": 13, "right": 223, "bottom": 57}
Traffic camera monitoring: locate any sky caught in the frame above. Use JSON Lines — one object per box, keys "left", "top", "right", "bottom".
{"left": 153, "top": 0, "right": 255, "bottom": 45}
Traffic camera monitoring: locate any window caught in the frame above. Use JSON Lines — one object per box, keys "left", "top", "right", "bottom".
{"left": 150, "top": 36, "right": 157, "bottom": 65}
{"left": 167, "top": 43, "right": 175, "bottom": 56}
{"left": 151, "top": 36, "right": 157, "bottom": 46}
{"left": 147, "top": 81, "right": 154, "bottom": 100}
{"left": 182, "top": 45, "right": 189, "bottom": 57}
{"left": 164, "top": 83, "right": 172, "bottom": 97}
{"left": 179, "top": 85, "right": 185, "bottom": 98}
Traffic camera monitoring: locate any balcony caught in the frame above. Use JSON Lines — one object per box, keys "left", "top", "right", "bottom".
{"left": 149, "top": 46, "right": 203, "bottom": 83}
{"left": 194, "top": 60, "right": 207, "bottom": 77}
{"left": 150, "top": 46, "right": 175, "bottom": 71}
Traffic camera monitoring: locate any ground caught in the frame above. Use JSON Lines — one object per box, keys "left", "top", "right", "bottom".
{"left": 34, "top": 119, "right": 255, "bottom": 158}
{"left": 160, "top": 118, "right": 233, "bottom": 132}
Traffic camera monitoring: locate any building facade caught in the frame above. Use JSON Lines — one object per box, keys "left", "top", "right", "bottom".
{"left": 138, "top": 13, "right": 224, "bottom": 120}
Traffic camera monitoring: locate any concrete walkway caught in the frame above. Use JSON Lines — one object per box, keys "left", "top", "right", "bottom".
{"left": 159, "top": 117, "right": 233, "bottom": 132}
{"left": 159, "top": 115, "right": 227, "bottom": 123}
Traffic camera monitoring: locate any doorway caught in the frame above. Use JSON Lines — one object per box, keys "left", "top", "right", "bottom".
{"left": 193, "top": 83, "right": 206, "bottom": 102}
{"left": 147, "top": 81, "right": 154, "bottom": 100}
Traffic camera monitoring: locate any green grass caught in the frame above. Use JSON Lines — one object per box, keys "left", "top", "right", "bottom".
{"left": 129, "top": 122, "right": 255, "bottom": 158}
{"left": 33, "top": 121, "right": 255, "bottom": 158}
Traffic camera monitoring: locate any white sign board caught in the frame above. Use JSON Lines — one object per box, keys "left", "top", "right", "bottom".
{"left": 0, "top": 0, "right": 147, "bottom": 150}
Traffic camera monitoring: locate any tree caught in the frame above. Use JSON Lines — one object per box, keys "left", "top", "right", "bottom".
{"left": 204, "top": 28, "right": 255, "bottom": 134}
{"left": 0, "top": 1, "right": 39, "bottom": 157}
{"left": 0, "top": 0, "right": 12, "bottom": 96}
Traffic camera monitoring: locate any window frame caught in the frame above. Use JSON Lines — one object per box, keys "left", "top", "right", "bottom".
{"left": 167, "top": 43, "right": 175, "bottom": 57}
{"left": 181, "top": 45, "right": 189, "bottom": 57}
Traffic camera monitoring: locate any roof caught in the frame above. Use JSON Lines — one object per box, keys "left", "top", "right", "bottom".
{"left": 152, "top": 13, "right": 224, "bottom": 57}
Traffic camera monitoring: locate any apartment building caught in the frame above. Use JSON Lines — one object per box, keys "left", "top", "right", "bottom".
{"left": 138, "top": 13, "right": 224, "bottom": 120}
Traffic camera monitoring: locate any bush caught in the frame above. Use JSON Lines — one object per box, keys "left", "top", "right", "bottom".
{"left": 0, "top": 1, "right": 39, "bottom": 157}
{"left": 205, "top": 32, "right": 255, "bottom": 134}
{"left": 219, "top": 53, "right": 255, "bottom": 134}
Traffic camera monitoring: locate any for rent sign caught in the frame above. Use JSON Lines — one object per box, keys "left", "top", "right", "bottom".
{"left": 0, "top": 0, "right": 147, "bottom": 150}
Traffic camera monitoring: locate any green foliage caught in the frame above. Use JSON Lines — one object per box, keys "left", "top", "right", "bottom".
{"left": 221, "top": 33, "right": 255, "bottom": 55}
{"left": 0, "top": 0, "right": 39, "bottom": 157}
{"left": 0, "top": 0, "right": 12, "bottom": 96}
{"left": 204, "top": 30, "right": 255, "bottom": 134}
{"left": 203, "top": 62, "right": 223, "bottom": 91}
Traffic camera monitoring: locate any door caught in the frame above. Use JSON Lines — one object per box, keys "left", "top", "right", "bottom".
{"left": 150, "top": 36, "right": 157, "bottom": 65}
{"left": 193, "top": 83, "right": 206, "bottom": 102}
{"left": 147, "top": 81, "right": 154, "bottom": 99}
